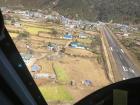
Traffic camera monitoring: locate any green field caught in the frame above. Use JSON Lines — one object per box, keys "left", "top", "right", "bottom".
{"left": 4, "top": 20, "right": 11, "bottom": 25}
{"left": 53, "top": 63, "right": 69, "bottom": 83}
{"left": 20, "top": 21, "right": 52, "bottom": 35}
{"left": 39, "top": 85, "right": 73, "bottom": 102}
{"left": 78, "top": 38, "right": 92, "bottom": 44}
{"left": 9, "top": 32, "right": 19, "bottom": 38}
{"left": 24, "top": 26, "right": 52, "bottom": 35}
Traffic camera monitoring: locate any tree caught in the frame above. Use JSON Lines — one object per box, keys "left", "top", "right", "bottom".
{"left": 11, "top": 19, "right": 15, "bottom": 25}
{"left": 17, "top": 31, "right": 29, "bottom": 40}
{"left": 51, "top": 28, "right": 58, "bottom": 37}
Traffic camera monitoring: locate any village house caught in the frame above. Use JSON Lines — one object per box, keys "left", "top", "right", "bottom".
{"left": 79, "top": 32, "right": 88, "bottom": 39}
{"left": 31, "top": 64, "right": 41, "bottom": 72}
{"left": 69, "top": 42, "right": 85, "bottom": 49}
{"left": 63, "top": 33, "right": 73, "bottom": 40}
{"left": 14, "top": 22, "right": 21, "bottom": 27}
{"left": 47, "top": 42, "right": 59, "bottom": 52}
{"left": 20, "top": 53, "right": 33, "bottom": 64}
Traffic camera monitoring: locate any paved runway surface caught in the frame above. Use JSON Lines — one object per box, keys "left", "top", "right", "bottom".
{"left": 100, "top": 25, "right": 139, "bottom": 80}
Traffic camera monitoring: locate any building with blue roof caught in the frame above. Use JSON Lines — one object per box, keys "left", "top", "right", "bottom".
{"left": 31, "top": 64, "right": 41, "bottom": 72}
{"left": 70, "top": 42, "right": 85, "bottom": 49}
{"left": 63, "top": 33, "right": 73, "bottom": 40}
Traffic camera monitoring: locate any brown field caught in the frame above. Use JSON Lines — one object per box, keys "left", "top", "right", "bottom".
{"left": 58, "top": 56, "right": 110, "bottom": 101}
{"left": 6, "top": 19, "right": 110, "bottom": 103}
{"left": 34, "top": 54, "right": 110, "bottom": 101}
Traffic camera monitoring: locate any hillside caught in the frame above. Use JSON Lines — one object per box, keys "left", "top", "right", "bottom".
{"left": 1, "top": 0, "right": 140, "bottom": 23}
{"left": 53, "top": 0, "right": 140, "bottom": 23}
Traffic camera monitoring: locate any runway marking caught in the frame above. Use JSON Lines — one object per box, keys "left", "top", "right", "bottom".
{"left": 110, "top": 47, "right": 113, "bottom": 51}
{"left": 131, "top": 70, "right": 135, "bottom": 73}
{"left": 119, "top": 55, "right": 122, "bottom": 60}
{"left": 123, "top": 77, "right": 126, "bottom": 80}
{"left": 129, "top": 68, "right": 135, "bottom": 73}
{"left": 122, "top": 66, "right": 128, "bottom": 71}
{"left": 121, "top": 49, "right": 124, "bottom": 53}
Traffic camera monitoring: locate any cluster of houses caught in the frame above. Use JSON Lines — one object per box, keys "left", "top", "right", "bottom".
{"left": 20, "top": 10, "right": 60, "bottom": 20}
{"left": 1, "top": 7, "right": 97, "bottom": 32}
{"left": 63, "top": 32, "right": 89, "bottom": 49}
{"left": 45, "top": 32, "right": 89, "bottom": 60}
{"left": 63, "top": 32, "right": 88, "bottom": 40}
{"left": 61, "top": 16, "right": 97, "bottom": 31}
{"left": 112, "top": 23, "right": 140, "bottom": 41}
{"left": 112, "top": 23, "right": 140, "bottom": 48}
{"left": 112, "top": 23, "right": 138, "bottom": 33}
{"left": 0, "top": 7, "right": 98, "bottom": 84}
{"left": 21, "top": 52, "right": 57, "bottom": 80}
{"left": 20, "top": 53, "right": 33, "bottom": 65}
{"left": 1, "top": 7, "right": 61, "bottom": 22}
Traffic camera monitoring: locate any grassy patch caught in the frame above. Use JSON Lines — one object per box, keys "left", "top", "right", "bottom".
{"left": 77, "top": 38, "right": 92, "bottom": 44}
{"left": 9, "top": 32, "right": 19, "bottom": 38}
{"left": 4, "top": 20, "right": 11, "bottom": 25}
{"left": 23, "top": 23, "right": 47, "bottom": 29}
{"left": 39, "top": 85, "right": 73, "bottom": 102}
{"left": 22, "top": 21, "right": 54, "bottom": 28}
{"left": 24, "top": 26, "right": 52, "bottom": 35}
{"left": 53, "top": 63, "right": 69, "bottom": 83}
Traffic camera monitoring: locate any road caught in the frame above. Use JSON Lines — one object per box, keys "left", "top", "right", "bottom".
{"left": 100, "top": 25, "right": 139, "bottom": 80}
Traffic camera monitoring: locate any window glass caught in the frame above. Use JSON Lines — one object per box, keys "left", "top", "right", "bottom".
{"left": 1, "top": 1, "right": 140, "bottom": 104}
